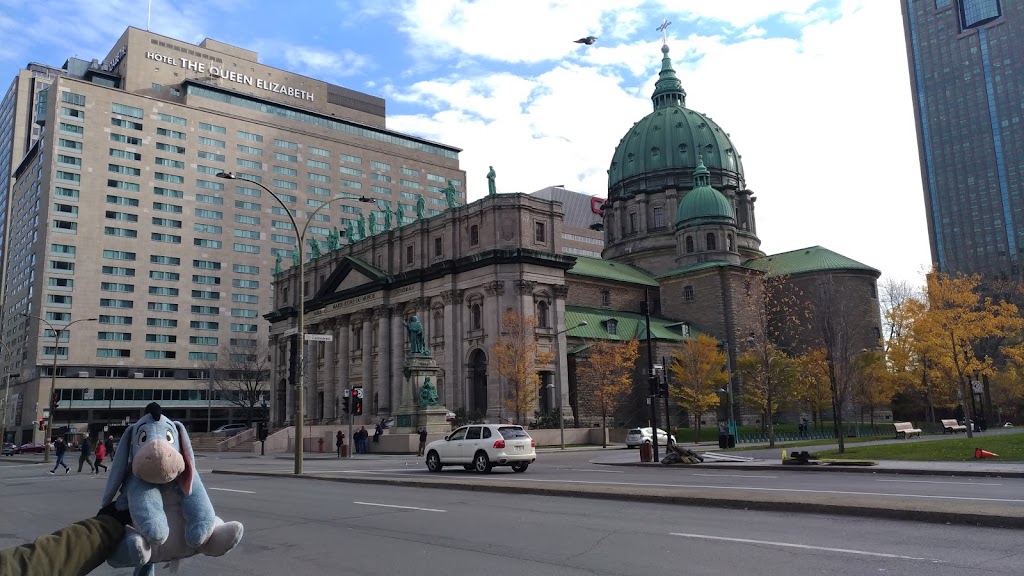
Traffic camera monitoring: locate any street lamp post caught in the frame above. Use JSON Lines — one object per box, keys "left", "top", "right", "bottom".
{"left": 20, "top": 314, "right": 97, "bottom": 462}
{"left": 716, "top": 342, "right": 736, "bottom": 439}
{"left": 217, "top": 172, "right": 372, "bottom": 474}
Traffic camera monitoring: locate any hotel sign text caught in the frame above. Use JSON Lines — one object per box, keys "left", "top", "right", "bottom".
{"left": 145, "top": 52, "right": 314, "bottom": 102}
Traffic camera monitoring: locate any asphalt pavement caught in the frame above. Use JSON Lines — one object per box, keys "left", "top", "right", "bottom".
{"left": 1, "top": 466, "right": 1021, "bottom": 576}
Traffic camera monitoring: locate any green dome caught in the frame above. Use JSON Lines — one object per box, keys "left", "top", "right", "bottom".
{"left": 676, "top": 159, "right": 735, "bottom": 227}
{"left": 608, "top": 44, "right": 744, "bottom": 193}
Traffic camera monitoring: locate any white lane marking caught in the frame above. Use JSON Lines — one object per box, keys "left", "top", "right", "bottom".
{"left": 208, "top": 487, "right": 256, "bottom": 494}
{"left": 669, "top": 532, "right": 944, "bottom": 563}
{"left": 516, "top": 478, "right": 1024, "bottom": 503}
{"left": 564, "top": 468, "right": 625, "bottom": 473}
{"left": 876, "top": 479, "right": 1002, "bottom": 486}
{"left": 353, "top": 501, "right": 446, "bottom": 512}
{"left": 693, "top": 473, "right": 778, "bottom": 479}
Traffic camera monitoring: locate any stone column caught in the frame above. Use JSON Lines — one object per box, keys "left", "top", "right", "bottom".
{"left": 390, "top": 304, "right": 404, "bottom": 413}
{"left": 338, "top": 317, "right": 350, "bottom": 415}
{"left": 361, "top": 312, "right": 372, "bottom": 418}
{"left": 666, "top": 189, "right": 679, "bottom": 229}
{"left": 285, "top": 335, "right": 295, "bottom": 425}
{"left": 637, "top": 195, "right": 649, "bottom": 234}
{"left": 553, "top": 284, "right": 572, "bottom": 421}
{"left": 324, "top": 319, "right": 337, "bottom": 420}
{"left": 375, "top": 305, "right": 390, "bottom": 416}
{"left": 307, "top": 323, "right": 320, "bottom": 420}
{"left": 483, "top": 281, "right": 505, "bottom": 418}
{"left": 442, "top": 289, "right": 463, "bottom": 408}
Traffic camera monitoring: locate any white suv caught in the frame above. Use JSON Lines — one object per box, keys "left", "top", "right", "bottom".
{"left": 424, "top": 424, "right": 536, "bottom": 473}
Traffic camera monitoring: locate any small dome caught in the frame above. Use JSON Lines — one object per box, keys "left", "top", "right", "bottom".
{"left": 676, "top": 158, "right": 735, "bottom": 227}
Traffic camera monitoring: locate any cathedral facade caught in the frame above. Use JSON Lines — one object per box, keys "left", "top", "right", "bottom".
{"left": 266, "top": 42, "right": 882, "bottom": 429}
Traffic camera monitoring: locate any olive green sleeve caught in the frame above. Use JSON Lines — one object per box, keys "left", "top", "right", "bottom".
{"left": 0, "top": 515, "right": 124, "bottom": 576}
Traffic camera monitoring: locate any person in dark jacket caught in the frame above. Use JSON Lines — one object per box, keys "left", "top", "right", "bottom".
{"left": 49, "top": 437, "right": 69, "bottom": 475}
{"left": 417, "top": 428, "right": 428, "bottom": 457}
{"left": 103, "top": 436, "right": 114, "bottom": 460}
{"left": 77, "top": 436, "right": 94, "bottom": 474}
{"left": 335, "top": 430, "right": 345, "bottom": 458}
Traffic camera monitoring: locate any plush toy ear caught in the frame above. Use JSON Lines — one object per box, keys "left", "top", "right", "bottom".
{"left": 102, "top": 424, "right": 136, "bottom": 506}
{"left": 175, "top": 421, "right": 195, "bottom": 496}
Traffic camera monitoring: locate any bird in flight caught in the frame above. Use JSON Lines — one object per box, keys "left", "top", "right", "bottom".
{"left": 573, "top": 36, "right": 598, "bottom": 45}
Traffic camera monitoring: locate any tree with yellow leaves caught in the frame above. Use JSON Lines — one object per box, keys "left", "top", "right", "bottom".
{"left": 575, "top": 339, "right": 639, "bottom": 447}
{"left": 491, "top": 309, "right": 555, "bottom": 425}
{"left": 913, "top": 272, "right": 1023, "bottom": 439}
{"left": 669, "top": 334, "right": 727, "bottom": 443}
{"left": 793, "top": 347, "right": 832, "bottom": 430}
{"left": 737, "top": 344, "right": 797, "bottom": 447}
{"left": 853, "top": 349, "right": 896, "bottom": 427}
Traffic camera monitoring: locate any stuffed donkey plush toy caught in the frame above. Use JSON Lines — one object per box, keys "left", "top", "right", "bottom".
{"left": 102, "top": 403, "right": 243, "bottom": 575}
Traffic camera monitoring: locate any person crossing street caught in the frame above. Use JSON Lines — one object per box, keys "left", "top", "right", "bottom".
{"left": 48, "top": 437, "right": 70, "bottom": 475}
{"left": 94, "top": 438, "right": 107, "bottom": 473}
{"left": 77, "top": 436, "right": 95, "bottom": 474}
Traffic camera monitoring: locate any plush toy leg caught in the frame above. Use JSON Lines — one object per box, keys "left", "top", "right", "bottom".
{"left": 133, "top": 564, "right": 156, "bottom": 576}
{"left": 199, "top": 519, "right": 244, "bottom": 557}
{"left": 108, "top": 527, "right": 152, "bottom": 568}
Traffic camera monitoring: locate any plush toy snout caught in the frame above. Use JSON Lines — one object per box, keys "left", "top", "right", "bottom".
{"left": 132, "top": 440, "right": 185, "bottom": 485}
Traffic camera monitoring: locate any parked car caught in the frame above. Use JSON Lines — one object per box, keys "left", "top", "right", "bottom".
{"left": 211, "top": 423, "right": 249, "bottom": 437}
{"left": 424, "top": 424, "right": 536, "bottom": 474}
{"left": 625, "top": 427, "right": 676, "bottom": 448}
{"left": 2, "top": 442, "right": 17, "bottom": 456}
{"left": 13, "top": 442, "right": 47, "bottom": 454}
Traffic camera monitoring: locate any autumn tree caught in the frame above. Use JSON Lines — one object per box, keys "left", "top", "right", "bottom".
{"left": 210, "top": 339, "right": 271, "bottom": 426}
{"left": 668, "top": 334, "right": 726, "bottom": 442}
{"left": 852, "top": 349, "right": 896, "bottom": 426}
{"left": 737, "top": 344, "right": 797, "bottom": 446}
{"left": 810, "top": 276, "right": 878, "bottom": 453}
{"left": 575, "top": 339, "right": 639, "bottom": 447}
{"left": 491, "top": 310, "right": 555, "bottom": 425}
{"left": 914, "top": 272, "right": 1023, "bottom": 438}
{"left": 793, "top": 347, "right": 832, "bottom": 429}
{"left": 738, "top": 269, "right": 808, "bottom": 447}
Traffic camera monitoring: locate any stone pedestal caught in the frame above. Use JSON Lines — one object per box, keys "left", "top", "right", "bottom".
{"left": 393, "top": 354, "right": 450, "bottom": 434}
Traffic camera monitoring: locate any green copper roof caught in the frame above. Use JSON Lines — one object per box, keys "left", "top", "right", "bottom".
{"left": 651, "top": 44, "right": 686, "bottom": 109}
{"left": 676, "top": 158, "right": 735, "bottom": 227}
{"left": 655, "top": 260, "right": 739, "bottom": 279}
{"left": 563, "top": 305, "right": 697, "bottom": 343}
{"left": 745, "top": 246, "right": 881, "bottom": 277}
{"left": 568, "top": 256, "right": 659, "bottom": 287}
{"left": 607, "top": 43, "right": 744, "bottom": 191}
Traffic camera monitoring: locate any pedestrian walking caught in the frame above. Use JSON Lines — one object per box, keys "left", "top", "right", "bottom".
{"left": 94, "top": 439, "right": 108, "bottom": 473}
{"left": 49, "top": 437, "right": 70, "bottom": 475}
{"left": 357, "top": 426, "right": 367, "bottom": 454}
{"left": 335, "top": 430, "right": 345, "bottom": 458}
{"left": 78, "top": 436, "right": 95, "bottom": 474}
{"left": 417, "top": 428, "right": 428, "bottom": 457}
{"left": 373, "top": 422, "right": 382, "bottom": 444}
{"left": 104, "top": 436, "right": 115, "bottom": 460}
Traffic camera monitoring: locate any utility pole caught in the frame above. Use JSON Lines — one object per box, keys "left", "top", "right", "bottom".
{"left": 641, "top": 290, "right": 658, "bottom": 463}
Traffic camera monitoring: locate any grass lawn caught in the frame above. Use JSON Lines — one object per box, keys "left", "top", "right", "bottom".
{"left": 815, "top": 432, "right": 1024, "bottom": 461}
{"left": 726, "top": 435, "right": 885, "bottom": 452}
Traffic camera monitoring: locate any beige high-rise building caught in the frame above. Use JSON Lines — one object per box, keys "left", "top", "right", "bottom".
{"left": 0, "top": 27, "right": 464, "bottom": 445}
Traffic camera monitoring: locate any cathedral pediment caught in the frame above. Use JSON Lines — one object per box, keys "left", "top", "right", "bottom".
{"left": 313, "top": 255, "right": 388, "bottom": 300}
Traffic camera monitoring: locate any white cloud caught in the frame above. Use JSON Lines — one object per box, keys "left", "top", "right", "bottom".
{"left": 280, "top": 45, "right": 372, "bottom": 80}
{"left": 385, "top": 0, "right": 930, "bottom": 285}
{"left": 739, "top": 24, "right": 767, "bottom": 38}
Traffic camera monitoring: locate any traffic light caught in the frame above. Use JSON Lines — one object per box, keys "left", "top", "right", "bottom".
{"left": 353, "top": 387, "right": 363, "bottom": 416}
{"left": 37, "top": 418, "right": 45, "bottom": 431}
{"left": 648, "top": 375, "right": 659, "bottom": 397}
{"left": 50, "top": 392, "right": 60, "bottom": 410}
{"left": 342, "top": 389, "right": 350, "bottom": 414}
{"left": 659, "top": 378, "right": 669, "bottom": 398}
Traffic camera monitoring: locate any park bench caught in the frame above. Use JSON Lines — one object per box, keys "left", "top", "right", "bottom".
{"left": 941, "top": 418, "right": 967, "bottom": 434}
{"left": 893, "top": 422, "right": 922, "bottom": 439}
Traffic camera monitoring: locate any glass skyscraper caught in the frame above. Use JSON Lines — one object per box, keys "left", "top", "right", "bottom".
{"left": 901, "top": 0, "right": 1023, "bottom": 278}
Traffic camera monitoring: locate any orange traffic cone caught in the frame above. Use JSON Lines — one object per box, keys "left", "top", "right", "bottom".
{"left": 975, "top": 448, "right": 999, "bottom": 459}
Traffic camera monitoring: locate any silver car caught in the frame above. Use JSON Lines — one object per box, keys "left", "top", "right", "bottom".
{"left": 625, "top": 427, "right": 676, "bottom": 448}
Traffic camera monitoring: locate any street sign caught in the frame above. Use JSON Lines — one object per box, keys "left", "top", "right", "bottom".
{"left": 971, "top": 380, "right": 983, "bottom": 394}
{"left": 304, "top": 333, "right": 334, "bottom": 342}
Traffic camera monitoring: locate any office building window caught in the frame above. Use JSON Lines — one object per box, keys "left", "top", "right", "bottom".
{"left": 960, "top": 0, "right": 1001, "bottom": 28}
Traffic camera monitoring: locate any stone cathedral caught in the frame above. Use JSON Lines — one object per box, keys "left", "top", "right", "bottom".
{"left": 266, "top": 42, "right": 883, "bottom": 429}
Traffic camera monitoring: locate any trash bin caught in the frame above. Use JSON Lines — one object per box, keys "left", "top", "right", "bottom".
{"left": 727, "top": 434, "right": 736, "bottom": 448}
{"left": 639, "top": 442, "right": 653, "bottom": 462}
{"left": 718, "top": 434, "right": 729, "bottom": 449}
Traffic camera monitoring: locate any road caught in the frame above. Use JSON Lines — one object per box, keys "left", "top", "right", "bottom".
{"left": 201, "top": 449, "right": 1024, "bottom": 511}
{"left": 2, "top": 459, "right": 1022, "bottom": 575}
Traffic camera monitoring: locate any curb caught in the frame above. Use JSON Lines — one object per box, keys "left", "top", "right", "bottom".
{"left": 599, "top": 461, "right": 1024, "bottom": 478}
{"left": 211, "top": 469, "right": 1024, "bottom": 529}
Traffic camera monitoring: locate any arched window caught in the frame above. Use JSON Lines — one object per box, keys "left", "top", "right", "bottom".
{"left": 685, "top": 236, "right": 694, "bottom": 253}
{"left": 432, "top": 309, "right": 443, "bottom": 338}
{"left": 471, "top": 303, "right": 482, "bottom": 330}
{"left": 537, "top": 301, "right": 549, "bottom": 328}
{"left": 706, "top": 233, "right": 717, "bottom": 251}
{"left": 470, "top": 224, "right": 479, "bottom": 246}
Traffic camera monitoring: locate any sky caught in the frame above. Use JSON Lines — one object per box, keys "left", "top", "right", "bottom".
{"left": 0, "top": 0, "right": 932, "bottom": 287}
